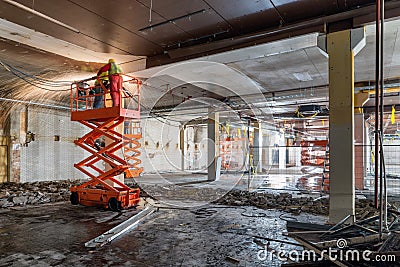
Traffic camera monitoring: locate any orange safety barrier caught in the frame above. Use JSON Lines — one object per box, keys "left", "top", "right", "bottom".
{"left": 69, "top": 74, "right": 143, "bottom": 211}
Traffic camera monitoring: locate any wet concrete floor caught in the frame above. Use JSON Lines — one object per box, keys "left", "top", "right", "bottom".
{"left": 0, "top": 201, "right": 327, "bottom": 266}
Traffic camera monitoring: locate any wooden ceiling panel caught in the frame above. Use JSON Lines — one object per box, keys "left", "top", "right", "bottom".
{"left": 137, "top": 0, "right": 231, "bottom": 38}
{"left": 70, "top": 0, "right": 196, "bottom": 48}
{"left": 169, "top": 9, "right": 231, "bottom": 39}
{"left": 206, "top": 0, "right": 281, "bottom": 33}
{"left": 137, "top": 23, "right": 192, "bottom": 47}
{"left": 69, "top": 0, "right": 165, "bottom": 30}
{"left": 337, "top": 0, "right": 375, "bottom": 9}
{"left": 271, "top": 0, "right": 340, "bottom": 23}
{"left": 0, "top": 0, "right": 163, "bottom": 55}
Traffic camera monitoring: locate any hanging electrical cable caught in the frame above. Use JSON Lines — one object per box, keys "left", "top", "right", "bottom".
{"left": 7, "top": 66, "right": 72, "bottom": 86}
{"left": 2, "top": 67, "right": 71, "bottom": 92}
{"left": 0, "top": 59, "right": 74, "bottom": 85}
{"left": 0, "top": 59, "right": 74, "bottom": 91}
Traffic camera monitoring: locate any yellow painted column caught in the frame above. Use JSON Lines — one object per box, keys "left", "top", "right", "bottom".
{"left": 327, "top": 29, "right": 355, "bottom": 223}
{"left": 0, "top": 136, "right": 8, "bottom": 183}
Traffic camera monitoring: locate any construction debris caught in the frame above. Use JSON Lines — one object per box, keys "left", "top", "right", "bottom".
{"left": 0, "top": 180, "right": 82, "bottom": 208}
{"left": 285, "top": 208, "right": 400, "bottom": 266}
{"left": 214, "top": 190, "right": 385, "bottom": 217}
{"left": 85, "top": 206, "right": 156, "bottom": 248}
{"left": 1, "top": 180, "right": 397, "bottom": 224}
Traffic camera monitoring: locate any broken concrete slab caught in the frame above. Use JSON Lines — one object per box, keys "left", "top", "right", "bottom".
{"left": 0, "top": 180, "right": 83, "bottom": 208}
{"left": 12, "top": 196, "right": 27, "bottom": 205}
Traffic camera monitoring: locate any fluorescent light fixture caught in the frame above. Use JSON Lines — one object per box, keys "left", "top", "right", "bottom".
{"left": 3, "top": 0, "right": 80, "bottom": 33}
{"left": 293, "top": 72, "right": 313, "bottom": 82}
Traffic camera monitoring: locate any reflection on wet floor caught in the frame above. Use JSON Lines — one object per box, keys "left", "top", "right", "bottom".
{"left": 0, "top": 201, "right": 327, "bottom": 266}
{"left": 136, "top": 167, "right": 326, "bottom": 194}
{"left": 137, "top": 165, "right": 400, "bottom": 199}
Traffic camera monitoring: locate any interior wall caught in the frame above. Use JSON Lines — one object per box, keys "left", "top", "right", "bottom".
{"left": 22, "top": 107, "right": 86, "bottom": 182}
{"left": 184, "top": 126, "right": 208, "bottom": 171}
{"left": 5, "top": 107, "right": 222, "bottom": 183}
{"left": 141, "top": 118, "right": 183, "bottom": 173}
{"left": 10, "top": 106, "right": 87, "bottom": 183}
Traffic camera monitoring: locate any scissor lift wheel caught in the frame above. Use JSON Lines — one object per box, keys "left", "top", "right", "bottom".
{"left": 70, "top": 192, "right": 79, "bottom": 205}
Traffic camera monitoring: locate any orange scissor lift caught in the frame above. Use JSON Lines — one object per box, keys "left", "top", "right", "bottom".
{"left": 69, "top": 74, "right": 143, "bottom": 211}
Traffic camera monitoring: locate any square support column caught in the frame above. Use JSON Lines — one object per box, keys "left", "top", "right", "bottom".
{"left": 354, "top": 92, "right": 369, "bottom": 190}
{"left": 354, "top": 113, "right": 365, "bottom": 190}
{"left": 253, "top": 122, "right": 262, "bottom": 173}
{"left": 278, "top": 132, "right": 286, "bottom": 170}
{"left": 207, "top": 111, "right": 220, "bottom": 181}
{"left": 327, "top": 29, "right": 355, "bottom": 223}
{"left": 180, "top": 126, "right": 185, "bottom": 171}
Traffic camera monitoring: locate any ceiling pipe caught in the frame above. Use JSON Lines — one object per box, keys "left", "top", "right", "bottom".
{"left": 379, "top": 0, "right": 388, "bottom": 237}
{"left": 375, "top": 0, "right": 381, "bottom": 228}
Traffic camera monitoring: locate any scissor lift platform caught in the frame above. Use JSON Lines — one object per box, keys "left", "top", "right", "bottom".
{"left": 69, "top": 75, "right": 143, "bottom": 211}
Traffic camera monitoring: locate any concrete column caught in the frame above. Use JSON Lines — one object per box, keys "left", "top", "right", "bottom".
{"left": 325, "top": 28, "right": 365, "bottom": 223}
{"left": 253, "top": 122, "right": 262, "bottom": 173}
{"left": 207, "top": 111, "right": 220, "bottom": 181}
{"left": 365, "top": 119, "right": 372, "bottom": 175}
{"left": 179, "top": 126, "right": 185, "bottom": 171}
{"left": 0, "top": 118, "right": 10, "bottom": 183}
{"left": 9, "top": 108, "right": 22, "bottom": 183}
{"left": 354, "top": 92, "right": 369, "bottom": 190}
{"left": 355, "top": 113, "right": 365, "bottom": 190}
{"left": 263, "top": 134, "right": 270, "bottom": 168}
{"left": 278, "top": 132, "right": 286, "bottom": 169}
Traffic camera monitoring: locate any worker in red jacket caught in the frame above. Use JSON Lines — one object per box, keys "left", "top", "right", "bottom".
{"left": 97, "top": 59, "right": 123, "bottom": 107}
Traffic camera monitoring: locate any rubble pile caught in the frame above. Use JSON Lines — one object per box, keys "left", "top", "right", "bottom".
{"left": 0, "top": 180, "right": 81, "bottom": 208}
{"left": 1, "top": 180, "right": 395, "bottom": 219}
{"left": 214, "top": 190, "right": 383, "bottom": 217}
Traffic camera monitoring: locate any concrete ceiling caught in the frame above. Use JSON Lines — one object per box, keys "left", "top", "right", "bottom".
{"left": 135, "top": 20, "right": 400, "bottom": 120}
{"left": 1, "top": 0, "right": 400, "bottom": 123}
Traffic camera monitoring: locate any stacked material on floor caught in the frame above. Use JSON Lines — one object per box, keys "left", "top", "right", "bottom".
{"left": 0, "top": 180, "right": 81, "bottom": 207}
